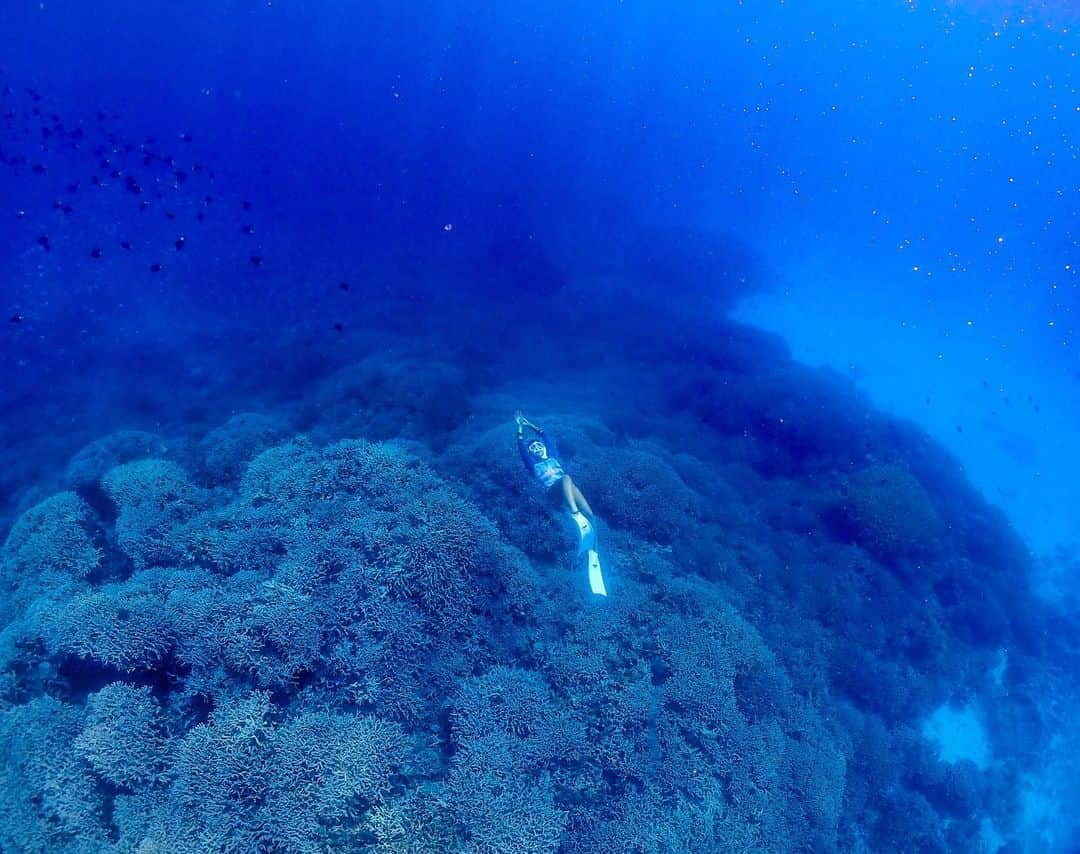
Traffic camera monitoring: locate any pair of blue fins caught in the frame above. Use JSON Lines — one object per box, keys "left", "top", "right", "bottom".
{"left": 569, "top": 510, "right": 607, "bottom": 597}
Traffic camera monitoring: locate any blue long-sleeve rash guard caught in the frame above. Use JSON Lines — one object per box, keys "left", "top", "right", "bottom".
{"left": 518, "top": 430, "right": 566, "bottom": 488}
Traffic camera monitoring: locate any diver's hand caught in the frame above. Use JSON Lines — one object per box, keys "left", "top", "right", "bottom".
{"left": 515, "top": 411, "right": 540, "bottom": 432}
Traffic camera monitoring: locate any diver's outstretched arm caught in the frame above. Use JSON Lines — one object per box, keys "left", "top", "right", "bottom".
{"left": 515, "top": 410, "right": 542, "bottom": 436}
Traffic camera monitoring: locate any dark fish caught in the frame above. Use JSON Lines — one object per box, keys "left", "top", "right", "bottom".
{"left": 31, "top": 163, "right": 45, "bottom": 175}
{"left": 92, "top": 175, "right": 103, "bottom": 187}
{"left": 66, "top": 182, "right": 78, "bottom": 193}
{"left": 174, "top": 236, "right": 186, "bottom": 251}
{"left": 140, "top": 200, "right": 150, "bottom": 210}
{"left": 96, "top": 111, "right": 106, "bottom": 121}
{"left": 123, "top": 142, "right": 134, "bottom": 153}
{"left": 70, "top": 127, "right": 84, "bottom": 140}
{"left": 196, "top": 211, "right": 206, "bottom": 222}
{"left": 125, "top": 179, "right": 141, "bottom": 195}
{"left": 241, "top": 224, "right": 254, "bottom": 235}
{"left": 333, "top": 322, "right": 344, "bottom": 333}
{"left": 180, "top": 132, "right": 192, "bottom": 142}
{"left": 99, "top": 158, "right": 110, "bottom": 169}
{"left": 52, "top": 199, "right": 64, "bottom": 210}
{"left": 149, "top": 262, "right": 163, "bottom": 273}
{"left": 9, "top": 313, "right": 23, "bottom": 324}
{"left": 109, "top": 168, "right": 122, "bottom": 179}
{"left": 250, "top": 255, "right": 262, "bottom": 267}
{"left": 174, "top": 169, "right": 187, "bottom": 184}
{"left": 242, "top": 200, "right": 252, "bottom": 211}
{"left": 203, "top": 194, "right": 213, "bottom": 204}
{"left": 62, "top": 203, "right": 72, "bottom": 214}
{"left": 165, "top": 211, "right": 176, "bottom": 220}
{"left": 339, "top": 281, "right": 350, "bottom": 291}
{"left": 120, "top": 240, "right": 132, "bottom": 250}
{"left": 37, "top": 235, "right": 51, "bottom": 251}
{"left": 26, "top": 88, "right": 41, "bottom": 101}
{"left": 143, "top": 153, "right": 154, "bottom": 166}
{"left": 90, "top": 247, "right": 102, "bottom": 259}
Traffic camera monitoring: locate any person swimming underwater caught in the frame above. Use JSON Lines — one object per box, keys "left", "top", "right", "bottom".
{"left": 515, "top": 411, "right": 607, "bottom": 595}
{"left": 515, "top": 411, "right": 594, "bottom": 518}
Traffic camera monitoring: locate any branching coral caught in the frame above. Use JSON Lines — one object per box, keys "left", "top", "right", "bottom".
{"left": 1, "top": 491, "right": 101, "bottom": 580}
{"left": 64, "top": 429, "right": 170, "bottom": 491}
{"left": 577, "top": 442, "right": 702, "bottom": 544}
{"left": 76, "top": 681, "right": 169, "bottom": 788}
{"left": 102, "top": 459, "right": 206, "bottom": 569}
{"left": 126, "top": 692, "right": 412, "bottom": 853}
{"left": 30, "top": 585, "right": 174, "bottom": 672}
{"left": 199, "top": 412, "right": 287, "bottom": 484}
{"left": 0, "top": 696, "right": 105, "bottom": 852}
{"left": 0, "top": 404, "right": 1048, "bottom": 852}
{"left": 825, "top": 462, "right": 944, "bottom": 564}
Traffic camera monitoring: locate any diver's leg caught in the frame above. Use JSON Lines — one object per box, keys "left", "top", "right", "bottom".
{"left": 563, "top": 477, "right": 596, "bottom": 553}
{"left": 561, "top": 475, "right": 579, "bottom": 513}
{"left": 572, "top": 484, "right": 594, "bottom": 518}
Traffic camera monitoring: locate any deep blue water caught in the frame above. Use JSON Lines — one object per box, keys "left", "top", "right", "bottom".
{"left": 1, "top": 1, "right": 1078, "bottom": 851}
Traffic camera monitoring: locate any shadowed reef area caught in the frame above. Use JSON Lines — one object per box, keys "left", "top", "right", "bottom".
{"left": 1, "top": 263, "right": 1078, "bottom": 852}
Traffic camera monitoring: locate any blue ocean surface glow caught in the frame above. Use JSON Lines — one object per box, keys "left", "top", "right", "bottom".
{"left": 0, "top": 0, "right": 1077, "bottom": 852}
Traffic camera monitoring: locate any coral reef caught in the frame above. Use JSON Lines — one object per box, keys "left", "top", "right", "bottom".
{"left": 0, "top": 307, "right": 1070, "bottom": 852}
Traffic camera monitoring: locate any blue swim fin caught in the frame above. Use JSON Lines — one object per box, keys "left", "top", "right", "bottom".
{"left": 587, "top": 548, "right": 607, "bottom": 597}
{"left": 569, "top": 511, "right": 595, "bottom": 555}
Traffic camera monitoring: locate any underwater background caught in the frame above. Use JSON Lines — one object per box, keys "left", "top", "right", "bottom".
{"left": 1, "top": 0, "right": 1078, "bottom": 851}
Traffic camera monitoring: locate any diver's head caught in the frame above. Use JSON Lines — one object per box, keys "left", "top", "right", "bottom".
{"left": 527, "top": 439, "right": 548, "bottom": 460}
